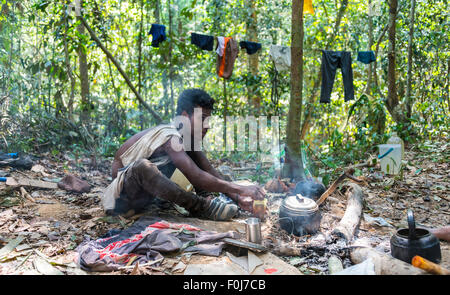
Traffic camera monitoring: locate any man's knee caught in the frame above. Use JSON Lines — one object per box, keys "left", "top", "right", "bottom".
{"left": 132, "top": 159, "right": 160, "bottom": 178}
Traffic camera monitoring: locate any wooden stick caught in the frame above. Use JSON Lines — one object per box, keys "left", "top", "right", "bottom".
{"left": 78, "top": 16, "right": 163, "bottom": 123}
{"left": 331, "top": 183, "right": 364, "bottom": 241}
{"left": 351, "top": 247, "right": 426, "bottom": 275}
{"left": 316, "top": 168, "right": 361, "bottom": 206}
{"left": 412, "top": 255, "right": 450, "bottom": 275}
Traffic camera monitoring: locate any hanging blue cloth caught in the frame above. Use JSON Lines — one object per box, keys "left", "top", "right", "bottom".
{"left": 357, "top": 51, "right": 376, "bottom": 64}
{"left": 239, "top": 41, "right": 262, "bottom": 55}
{"left": 191, "top": 33, "right": 214, "bottom": 51}
{"left": 148, "top": 24, "right": 167, "bottom": 47}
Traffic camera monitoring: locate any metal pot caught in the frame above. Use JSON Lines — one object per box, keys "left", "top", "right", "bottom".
{"left": 390, "top": 210, "right": 441, "bottom": 264}
{"left": 279, "top": 194, "right": 321, "bottom": 236}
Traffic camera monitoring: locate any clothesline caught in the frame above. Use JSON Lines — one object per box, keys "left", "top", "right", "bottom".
{"left": 146, "top": 19, "right": 375, "bottom": 105}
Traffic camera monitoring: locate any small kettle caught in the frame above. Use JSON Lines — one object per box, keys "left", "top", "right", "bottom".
{"left": 390, "top": 210, "right": 441, "bottom": 264}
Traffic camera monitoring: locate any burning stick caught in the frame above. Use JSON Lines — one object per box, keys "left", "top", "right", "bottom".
{"left": 412, "top": 256, "right": 450, "bottom": 275}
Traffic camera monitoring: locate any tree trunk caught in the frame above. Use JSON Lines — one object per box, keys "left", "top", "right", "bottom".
{"left": 77, "top": 0, "right": 90, "bottom": 124}
{"left": 365, "top": 0, "right": 374, "bottom": 94}
{"left": 283, "top": 0, "right": 305, "bottom": 180}
{"left": 138, "top": 0, "right": 145, "bottom": 130}
{"left": 405, "top": 0, "right": 416, "bottom": 118}
{"left": 247, "top": 0, "right": 260, "bottom": 113}
{"left": 168, "top": 0, "right": 175, "bottom": 117}
{"left": 63, "top": 12, "right": 75, "bottom": 122}
{"left": 386, "top": 0, "right": 399, "bottom": 117}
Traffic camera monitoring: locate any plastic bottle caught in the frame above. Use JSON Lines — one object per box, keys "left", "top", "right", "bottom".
{"left": 387, "top": 132, "right": 405, "bottom": 159}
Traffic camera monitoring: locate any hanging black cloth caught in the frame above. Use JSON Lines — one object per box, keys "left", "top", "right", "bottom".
{"left": 191, "top": 33, "right": 214, "bottom": 51}
{"left": 239, "top": 41, "right": 262, "bottom": 55}
{"left": 270, "top": 62, "right": 280, "bottom": 116}
{"left": 357, "top": 51, "right": 376, "bottom": 64}
{"left": 148, "top": 24, "right": 167, "bottom": 47}
{"left": 320, "top": 50, "right": 355, "bottom": 103}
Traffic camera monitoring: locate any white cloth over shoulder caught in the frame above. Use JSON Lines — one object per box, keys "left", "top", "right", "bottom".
{"left": 102, "top": 124, "right": 182, "bottom": 211}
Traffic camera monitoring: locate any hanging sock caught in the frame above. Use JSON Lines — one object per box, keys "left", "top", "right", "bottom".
{"left": 216, "top": 37, "right": 239, "bottom": 79}
{"left": 191, "top": 33, "right": 214, "bottom": 51}
{"left": 269, "top": 45, "right": 291, "bottom": 72}
{"left": 239, "top": 41, "right": 262, "bottom": 55}
{"left": 149, "top": 24, "right": 167, "bottom": 47}
{"left": 304, "top": 0, "right": 315, "bottom": 14}
{"left": 320, "top": 50, "right": 355, "bottom": 103}
{"left": 357, "top": 51, "right": 376, "bottom": 64}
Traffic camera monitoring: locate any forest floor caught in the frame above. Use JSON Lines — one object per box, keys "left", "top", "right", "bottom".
{"left": 0, "top": 140, "right": 448, "bottom": 275}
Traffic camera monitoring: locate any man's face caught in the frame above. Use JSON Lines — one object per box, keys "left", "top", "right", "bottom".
{"left": 183, "top": 106, "right": 212, "bottom": 140}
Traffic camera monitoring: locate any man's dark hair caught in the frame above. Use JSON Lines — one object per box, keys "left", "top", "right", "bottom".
{"left": 176, "top": 89, "right": 215, "bottom": 116}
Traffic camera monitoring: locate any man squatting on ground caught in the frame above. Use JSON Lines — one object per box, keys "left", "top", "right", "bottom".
{"left": 101, "top": 89, "right": 266, "bottom": 221}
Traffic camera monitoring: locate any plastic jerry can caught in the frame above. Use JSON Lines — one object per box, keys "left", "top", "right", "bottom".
{"left": 378, "top": 144, "right": 402, "bottom": 175}
{"left": 387, "top": 132, "right": 405, "bottom": 159}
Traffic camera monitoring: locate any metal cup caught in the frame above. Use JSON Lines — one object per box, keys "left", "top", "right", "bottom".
{"left": 246, "top": 217, "right": 262, "bottom": 244}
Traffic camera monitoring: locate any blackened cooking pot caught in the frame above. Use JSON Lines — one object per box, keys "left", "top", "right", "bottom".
{"left": 279, "top": 194, "right": 321, "bottom": 236}
{"left": 390, "top": 210, "right": 441, "bottom": 264}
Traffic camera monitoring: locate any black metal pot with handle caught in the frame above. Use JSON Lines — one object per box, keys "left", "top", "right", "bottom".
{"left": 390, "top": 210, "right": 441, "bottom": 264}
{"left": 279, "top": 194, "right": 321, "bottom": 236}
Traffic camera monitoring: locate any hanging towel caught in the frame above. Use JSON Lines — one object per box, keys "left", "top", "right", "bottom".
{"left": 304, "top": 0, "right": 315, "bottom": 14}
{"left": 269, "top": 45, "right": 291, "bottom": 72}
{"left": 191, "top": 33, "right": 214, "bottom": 51}
{"left": 239, "top": 41, "right": 262, "bottom": 55}
{"left": 357, "top": 51, "right": 376, "bottom": 64}
{"left": 216, "top": 37, "right": 239, "bottom": 79}
{"left": 320, "top": 50, "right": 355, "bottom": 103}
{"left": 149, "top": 24, "right": 167, "bottom": 47}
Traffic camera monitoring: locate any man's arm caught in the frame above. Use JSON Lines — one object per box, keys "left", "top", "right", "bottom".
{"left": 163, "top": 138, "right": 265, "bottom": 202}
{"left": 186, "top": 151, "right": 223, "bottom": 179}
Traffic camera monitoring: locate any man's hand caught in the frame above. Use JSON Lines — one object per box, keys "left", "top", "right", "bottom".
{"left": 237, "top": 195, "right": 254, "bottom": 213}
{"left": 238, "top": 184, "right": 266, "bottom": 201}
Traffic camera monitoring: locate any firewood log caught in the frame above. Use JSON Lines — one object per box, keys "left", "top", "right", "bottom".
{"left": 331, "top": 183, "right": 364, "bottom": 242}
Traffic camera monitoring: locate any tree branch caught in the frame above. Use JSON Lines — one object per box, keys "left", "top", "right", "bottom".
{"left": 78, "top": 16, "right": 163, "bottom": 124}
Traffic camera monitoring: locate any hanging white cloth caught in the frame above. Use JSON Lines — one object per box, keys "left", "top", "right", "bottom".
{"left": 216, "top": 36, "right": 226, "bottom": 56}
{"left": 269, "top": 45, "right": 291, "bottom": 72}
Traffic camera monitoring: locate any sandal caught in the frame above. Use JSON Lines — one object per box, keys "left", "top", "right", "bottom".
{"left": 202, "top": 197, "right": 238, "bottom": 221}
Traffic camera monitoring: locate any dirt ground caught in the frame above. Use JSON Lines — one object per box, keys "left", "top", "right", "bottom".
{"left": 0, "top": 140, "right": 448, "bottom": 275}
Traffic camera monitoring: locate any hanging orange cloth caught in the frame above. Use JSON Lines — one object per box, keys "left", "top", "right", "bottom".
{"left": 216, "top": 37, "right": 239, "bottom": 79}
{"left": 304, "top": 0, "right": 314, "bottom": 15}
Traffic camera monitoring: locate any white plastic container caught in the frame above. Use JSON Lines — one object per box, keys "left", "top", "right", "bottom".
{"left": 387, "top": 132, "right": 405, "bottom": 159}
{"left": 378, "top": 144, "right": 402, "bottom": 175}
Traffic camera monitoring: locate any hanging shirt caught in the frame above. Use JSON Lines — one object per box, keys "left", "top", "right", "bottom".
{"left": 269, "top": 45, "right": 291, "bottom": 72}
{"left": 357, "top": 51, "right": 376, "bottom": 64}
{"left": 191, "top": 33, "right": 214, "bottom": 51}
{"left": 216, "top": 37, "right": 239, "bottom": 79}
{"left": 239, "top": 41, "right": 262, "bottom": 55}
{"left": 149, "top": 24, "right": 167, "bottom": 47}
